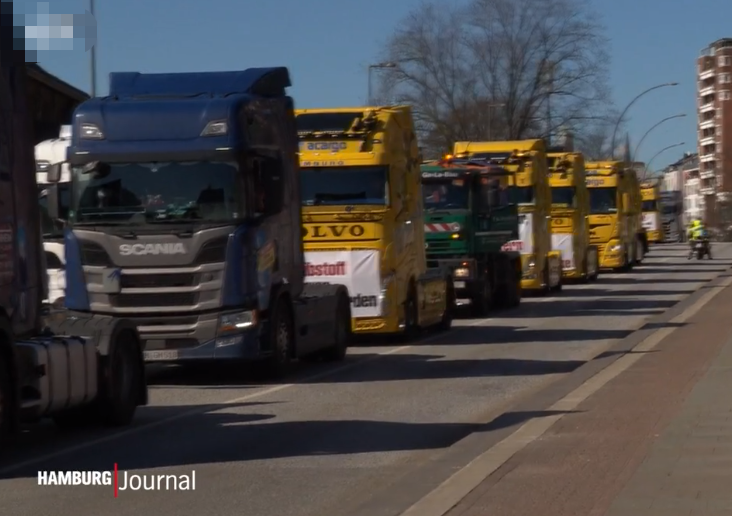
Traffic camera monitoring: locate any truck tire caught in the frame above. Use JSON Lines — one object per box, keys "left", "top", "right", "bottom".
{"left": 322, "top": 294, "right": 350, "bottom": 362}
{"left": 400, "top": 288, "right": 419, "bottom": 342}
{"left": 471, "top": 279, "right": 491, "bottom": 316}
{"left": 438, "top": 280, "right": 454, "bottom": 331}
{"left": 261, "top": 297, "right": 294, "bottom": 378}
{"left": 96, "top": 331, "right": 143, "bottom": 426}
{"left": 0, "top": 354, "right": 12, "bottom": 445}
{"left": 505, "top": 266, "right": 521, "bottom": 308}
{"left": 589, "top": 252, "right": 600, "bottom": 281}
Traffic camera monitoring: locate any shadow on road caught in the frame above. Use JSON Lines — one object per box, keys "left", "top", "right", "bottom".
{"left": 300, "top": 355, "right": 585, "bottom": 383}
{"left": 499, "top": 298, "right": 678, "bottom": 319}
{"left": 0, "top": 406, "right": 580, "bottom": 480}
{"left": 596, "top": 277, "right": 706, "bottom": 285}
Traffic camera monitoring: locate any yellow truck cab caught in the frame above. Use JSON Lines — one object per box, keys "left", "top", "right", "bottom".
{"left": 585, "top": 161, "right": 644, "bottom": 270}
{"left": 640, "top": 179, "right": 662, "bottom": 243}
{"left": 453, "top": 139, "right": 562, "bottom": 293}
{"left": 296, "top": 106, "right": 452, "bottom": 339}
{"left": 547, "top": 151, "right": 599, "bottom": 282}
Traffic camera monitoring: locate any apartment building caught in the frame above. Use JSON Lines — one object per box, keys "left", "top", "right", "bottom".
{"left": 663, "top": 152, "right": 699, "bottom": 225}
{"left": 697, "top": 38, "right": 732, "bottom": 226}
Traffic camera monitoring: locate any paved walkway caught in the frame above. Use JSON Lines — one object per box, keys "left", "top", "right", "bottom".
{"left": 445, "top": 275, "right": 732, "bottom": 516}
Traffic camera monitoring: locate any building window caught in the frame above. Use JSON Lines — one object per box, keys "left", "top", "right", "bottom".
{"left": 721, "top": 73, "right": 731, "bottom": 83}
{"left": 720, "top": 56, "right": 732, "bottom": 67}
{"left": 721, "top": 91, "right": 731, "bottom": 101}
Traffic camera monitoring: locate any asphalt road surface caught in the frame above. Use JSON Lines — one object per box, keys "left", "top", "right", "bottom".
{"left": 1, "top": 243, "right": 730, "bottom": 516}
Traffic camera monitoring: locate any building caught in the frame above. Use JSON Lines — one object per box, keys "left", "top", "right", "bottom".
{"left": 662, "top": 152, "right": 699, "bottom": 225}
{"left": 697, "top": 38, "right": 732, "bottom": 226}
{"left": 26, "top": 63, "right": 89, "bottom": 144}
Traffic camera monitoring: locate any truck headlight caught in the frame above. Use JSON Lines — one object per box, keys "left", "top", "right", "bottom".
{"left": 217, "top": 310, "right": 257, "bottom": 335}
{"left": 36, "top": 160, "right": 50, "bottom": 172}
{"left": 453, "top": 267, "right": 469, "bottom": 278}
{"left": 608, "top": 244, "right": 622, "bottom": 252}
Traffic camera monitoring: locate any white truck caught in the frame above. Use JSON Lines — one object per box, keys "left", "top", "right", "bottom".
{"left": 36, "top": 125, "right": 71, "bottom": 307}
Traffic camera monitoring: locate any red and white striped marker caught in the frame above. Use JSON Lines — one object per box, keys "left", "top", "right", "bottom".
{"left": 424, "top": 223, "right": 460, "bottom": 233}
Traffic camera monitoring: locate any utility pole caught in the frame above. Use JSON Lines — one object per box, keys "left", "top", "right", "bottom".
{"left": 89, "top": 0, "right": 97, "bottom": 97}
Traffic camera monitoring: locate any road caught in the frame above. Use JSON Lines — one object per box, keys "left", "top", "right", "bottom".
{"left": 0, "top": 243, "right": 729, "bottom": 516}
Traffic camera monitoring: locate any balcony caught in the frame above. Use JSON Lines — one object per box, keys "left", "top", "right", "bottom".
{"left": 700, "top": 136, "right": 716, "bottom": 147}
{"left": 700, "top": 168, "right": 716, "bottom": 179}
{"left": 699, "top": 119, "right": 715, "bottom": 130}
{"left": 700, "top": 183, "right": 716, "bottom": 195}
{"left": 700, "top": 102, "right": 716, "bottom": 113}
{"left": 699, "top": 85, "right": 715, "bottom": 97}
{"left": 700, "top": 153, "right": 717, "bottom": 163}
{"left": 700, "top": 68, "right": 715, "bottom": 80}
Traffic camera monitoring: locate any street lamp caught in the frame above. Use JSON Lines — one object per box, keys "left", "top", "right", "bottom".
{"left": 89, "top": 0, "right": 97, "bottom": 97}
{"left": 643, "top": 142, "right": 685, "bottom": 180}
{"left": 610, "top": 82, "right": 679, "bottom": 159}
{"left": 367, "top": 62, "right": 397, "bottom": 105}
{"left": 632, "top": 113, "right": 686, "bottom": 162}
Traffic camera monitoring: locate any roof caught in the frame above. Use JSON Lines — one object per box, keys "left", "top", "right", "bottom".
{"left": 26, "top": 63, "right": 89, "bottom": 102}
{"left": 454, "top": 139, "right": 545, "bottom": 154}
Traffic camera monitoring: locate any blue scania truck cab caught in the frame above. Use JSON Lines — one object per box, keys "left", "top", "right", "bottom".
{"left": 45, "top": 67, "right": 351, "bottom": 376}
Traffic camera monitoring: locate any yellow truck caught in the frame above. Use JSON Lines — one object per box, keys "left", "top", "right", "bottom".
{"left": 640, "top": 180, "right": 662, "bottom": 243}
{"left": 585, "top": 161, "right": 645, "bottom": 270}
{"left": 453, "top": 139, "right": 562, "bottom": 293}
{"left": 627, "top": 171, "right": 649, "bottom": 259}
{"left": 547, "top": 151, "right": 599, "bottom": 282}
{"left": 296, "top": 106, "right": 452, "bottom": 339}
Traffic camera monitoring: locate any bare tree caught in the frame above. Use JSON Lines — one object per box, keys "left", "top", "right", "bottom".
{"left": 376, "top": 0, "right": 615, "bottom": 157}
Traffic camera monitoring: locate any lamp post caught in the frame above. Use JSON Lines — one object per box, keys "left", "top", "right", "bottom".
{"left": 367, "top": 62, "right": 397, "bottom": 105}
{"left": 632, "top": 113, "right": 686, "bottom": 162}
{"left": 610, "top": 82, "right": 679, "bottom": 159}
{"left": 643, "top": 142, "right": 685, "bottom": 180}
{"left": 89, "top": 0, "right": 97, "bottom": 97}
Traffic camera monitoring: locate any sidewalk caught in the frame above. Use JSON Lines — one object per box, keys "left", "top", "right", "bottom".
{"left": 445, "top": 277, "right": 732, "bottom": 516}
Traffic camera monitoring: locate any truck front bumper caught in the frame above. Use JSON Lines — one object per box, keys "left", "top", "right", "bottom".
{"left": 646, "top": 230, "right": 661, "bottom": 242}
{"left": 599, "top": 241, "right": 625, "bottom": 269}
{"left": 130, "top": 310, "right": 264, "bottom": 362}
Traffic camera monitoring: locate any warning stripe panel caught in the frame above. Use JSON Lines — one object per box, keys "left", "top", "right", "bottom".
{"left": 424, "top": 223, "right": 458, "bottom": 233}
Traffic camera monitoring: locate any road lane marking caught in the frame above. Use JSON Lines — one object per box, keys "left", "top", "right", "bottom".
{"left": 0, "top": 257, "right": 715, "bottom": 474}
{"left": 397, "top": 274, "right": 732, "bottom": 516}
{"left": 0, "top": 317, "right": 496, "bottom": 474}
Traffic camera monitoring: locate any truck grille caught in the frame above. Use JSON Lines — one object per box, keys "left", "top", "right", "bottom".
{"left": 120, "top": 273, "right": 197, "bottom": 289}
{"left": 110, "top": 293, "right": 199, "bottom": 308}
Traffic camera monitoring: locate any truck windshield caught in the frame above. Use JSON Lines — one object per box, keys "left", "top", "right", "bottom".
{"left": 300, "top": 166, "right": 388, "bottom": 206}
{"left": 70, "top": 161, "right": 244, "bottom": 225}
{"left": 642, "top": 200, "right": 657, "bottom": 211}
{"left": 422, "top": 178, "right": 469, "bottom": 209}
{"left": 551, "top": 187, "right": 576, "bottom": 207}
{"left": 661, "top": 204, "right": 677, "bottom": 215}
{"left": 589, "top": 187, "right": 617, "bottom": 214}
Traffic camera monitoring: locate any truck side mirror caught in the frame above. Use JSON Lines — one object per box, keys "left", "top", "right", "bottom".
{"left": 47, "top": 163, "right": 62, "bottom": 183}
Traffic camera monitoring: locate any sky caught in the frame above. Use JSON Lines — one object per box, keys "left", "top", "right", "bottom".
{"left": 18, "top": 0, "right": 732, "bottom": 171}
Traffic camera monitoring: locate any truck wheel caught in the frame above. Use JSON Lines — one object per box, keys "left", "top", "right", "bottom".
{"left": 438, "top": 280, "right": 454, "bottom": 331}
{"left": 322, "top": 295, "right": 350, "bottom": 362}
{"left": 400, "top": 290, "right": 419, "bottom": 341}
{"left": 506, "top": 268, "right": 521, "bottom": 307}
{"left": 96, "top": 333, "right": 143, "bottom": 426}
{"left": 471, "top": 280, "right": 491, "bottom": 316}
{"left": 590, "top": 253, "right": 600, "bottom": 281}
{"left": 262, "top": 298, "right": 294, "bottom": 378}
{"left": 550, "top": 262, "right": 562, "bottom": 292}
{"left": 0, "top": 356, "right": 12, "bottom": 444}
